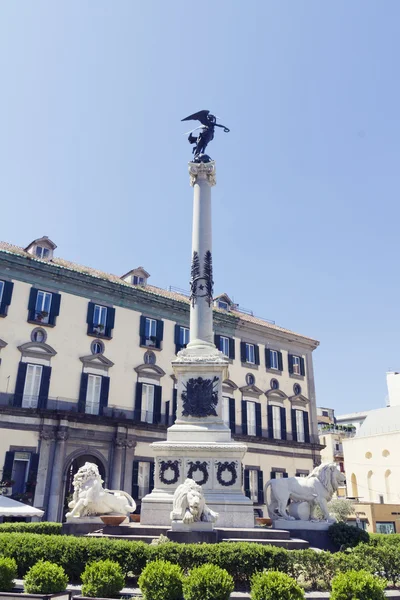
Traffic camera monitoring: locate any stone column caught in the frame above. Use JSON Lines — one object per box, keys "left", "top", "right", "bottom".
{"left": 123, "top": 439, "right": 136, "bottom": 495}
{"left": 47, "top": 428, "right": 69, "bottom": 522}
{"left": 187, "top": 160, "right": 216, "bottom": 350}
{"left": 111, "top": 436, "right": 125, "bottom": 490}
{"left": 34, "top": 429, "right": 56, "bottom": 512}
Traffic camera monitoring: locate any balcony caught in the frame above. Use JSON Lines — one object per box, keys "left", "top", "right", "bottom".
{"left": 319, "top": 424, "right": 356, "bottom": 437}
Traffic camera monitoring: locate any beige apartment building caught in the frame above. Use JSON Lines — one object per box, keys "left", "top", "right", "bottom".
{"left": 0, "top": 236, "right": 322, "bottom": 521}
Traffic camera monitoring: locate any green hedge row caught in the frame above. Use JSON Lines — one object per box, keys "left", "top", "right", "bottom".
{"left": 0, "top": 522, "right": 62, "bottom": 535}
{"left": 0, "top": 533, "right": 399, "bottom": 589}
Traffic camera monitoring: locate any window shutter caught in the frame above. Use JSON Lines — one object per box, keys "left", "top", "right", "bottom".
{"left": 300, "top": 357, "right": 306, "bottom": 376}
{"left": 26, "top": 453, "right": 39, "bottom": 493}
{"left": 257, "top": 471, "right": 264, "bottom": 504}
{"left": 267, "top": 405, "right": 273, "bottom": 438}
{"left": 229, "top": 337, "right": 235, "bottom": 360}
{"left": 149, "top": 462, "right": 154, "bottom": 493}
{"left": 214, "top": 334, "right": 221, "bottom": 350}
{"left": 132, "top": 462, "right": 139, "bottom": 500}
{"left": 229, "top": 398, "right": 236, "bottom": 433}
{"left": 172, "top": 388, "right": 177, "bottom": 423}
{"left": 153, "top": 386, "right": 162, "bottom": 424}
{"left": 278, "top": 351, "right": 283, "bottom": 371}
{"left": 291, "top": 409, "right": 298, "bottom": 442}
{"left": 288, "top": 354, "right": 294, "bottom": 374}
{"left": 280, "top": 406, "right": 287, "bottom": 440}
{"left": 105, "top": 307, "right": 115, "bottom": 338}
{"left": 270, "top": 471, "right": 276, "bottom": 479}
{"left": 134, "top": 382, "right": 143, "bottom": 421}
{"left": 48, "top": 293, "right": 61, "bottom": 325}
{"left": 86, "top": 302, "right": 95, "bottom": 334}
{"left": 165, "top": 401, "right": 170, "bottom": 426}
{"left": 14, "top": 362, "right": 28, "bottom": 407}
{"left": 2, "top": 451, "right": 15, "bottom": 482}
{"left": 78, "top": 373, "right": 88, "bottom": 412}
{"left": 254, "top": 345, "right": 260, "bottom": 365}
{"left": 139, "top": 316, "right": 146, "bottom": 345}
{"left": 244, "top": 468, "right": 250, "bottom": 498}
{"left": 38, "top": 366, "right": 51, "bottom": 409}
{"left": 303, "top": 411, "right": 310, "bottom": 443}
{"left": 0, "top": 281, "right": 14, "bottom": 316}
{"left": 283, "top": 472, "right": 289, "bottom": 478}
{"left": 265, "top": 348, "right": 271, "bottom": 369}
{"left": 100, "top": 376, "right": 110, "bottom": 414}
{"left": 241, "top": 400, "right": 248, "bottom": 435}
{"left": 255, "top": 403, "right": 262, "bottom": 437}
{"left": 175, "top": 325, "right": 181, "bottom": 353}
{"left": 156, "top": 320, "right": 164, "bottom": 348}
{"left": 28, "top": 288, "right": 38, "bottom": 321}
{"left": 240, "top": 342, "right": 246, "bottom": 363}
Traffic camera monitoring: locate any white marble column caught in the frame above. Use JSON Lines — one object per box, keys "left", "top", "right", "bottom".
{"left": 47, "top": 428, "right": 68, "bottom": 522}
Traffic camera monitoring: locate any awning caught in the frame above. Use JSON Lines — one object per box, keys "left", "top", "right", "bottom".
{"left": 0, "top": 496, "right": 44, "bottom": 517}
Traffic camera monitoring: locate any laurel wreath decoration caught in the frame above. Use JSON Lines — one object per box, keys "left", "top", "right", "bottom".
{"left": 159, "top": 460, "right": 180, "bottom": 485}
{"left": 216, "top": 461, "right": 238, "bottom": 487}
{"left": 187, "top": 460, "right": 209, "bottom": 485}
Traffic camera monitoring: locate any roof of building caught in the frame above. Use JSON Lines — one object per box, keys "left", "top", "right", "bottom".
{"left": 336, "top": 410, "right": 370, "bottom": 422}
{"left": 355, "top": 405, "right": 400, "bottom": 437}
{"left": 0, "top": 240, "right": 319, "bottom": 346}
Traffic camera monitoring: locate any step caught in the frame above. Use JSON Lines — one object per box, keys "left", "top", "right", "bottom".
{"left": 222, "top": 537, "right": 309, "bottom": 549}
{"left": 100, "top": 524, "right": 170, "bottom": 537}
{"left": 89, "top": 533, "right": 158, "bottom": 543}
{"left": 217, "top": 527, "right": 291, "bottom": 541}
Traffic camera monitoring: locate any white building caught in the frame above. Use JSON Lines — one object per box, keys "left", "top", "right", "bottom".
{"left": 0, "top": 236, "right": 322, "bottom": 521}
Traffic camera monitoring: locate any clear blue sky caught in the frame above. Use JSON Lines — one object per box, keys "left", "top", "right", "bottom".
{"left": 1, "top": 1, "right": 399, "bottom": 415}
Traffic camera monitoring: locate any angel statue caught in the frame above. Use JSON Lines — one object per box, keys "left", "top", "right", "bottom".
{"left": 181, "top": 110, "right": 230, "bottom": 162}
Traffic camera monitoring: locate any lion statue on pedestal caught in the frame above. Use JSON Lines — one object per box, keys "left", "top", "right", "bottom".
{"left": 265, "top": 463, "right": 346, "bottom": 522}
{"left": 66, "top": 462, "right": 136, "bottom": 518}
{"left": 170, "top": 478, "right": 218, "bottom": 524}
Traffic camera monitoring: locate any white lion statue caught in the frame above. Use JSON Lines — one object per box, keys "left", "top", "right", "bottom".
{"left": 66, "top": 462, "right": 136, "bottom": 518}
{"left": 170, "top": 478, "right": 218, "bottom": 525}
{"left": 265, "top": 463, "right": 346, "bottom": 522}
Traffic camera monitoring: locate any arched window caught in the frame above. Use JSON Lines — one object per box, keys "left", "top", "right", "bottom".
{"left": 351, "top": 473, "right": 358, "bottom": 498}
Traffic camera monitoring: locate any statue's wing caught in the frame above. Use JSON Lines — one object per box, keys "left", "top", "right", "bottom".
{"left": 181, "top": 110, "right": 210, "bottom": 126}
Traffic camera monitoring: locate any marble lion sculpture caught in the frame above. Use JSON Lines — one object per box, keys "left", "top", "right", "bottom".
{"left": 170, "top": 478, "right": 218, "bottom": 524}
{"left": 66, "top": 462, "right": 136, "bottom": 518}
{"left": 265, "top": 463, "right": 346, "bottom": 522}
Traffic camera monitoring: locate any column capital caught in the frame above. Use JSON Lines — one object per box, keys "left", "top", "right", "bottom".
{"left": 188, "top": 160, "right": 216, "bottom": 187}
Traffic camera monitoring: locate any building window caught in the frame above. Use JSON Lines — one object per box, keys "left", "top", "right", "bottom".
{"left": 272, "top": 405, "right": 281, "bottom": 440}
{"left": 22, "top": 364, "right": 43, "bottom": 408}
{"left": 138, "top": 461, "right": 151, "bottom": 499}
{"left": 293, "top": 356, "right": 301, "bottom": 375}
{"left": 218, "top": 300, "right": 229, "bottom": 310}
{"left": 296, "top": 410, "right": 305, "bottom": 443}
{"left": 322, "top": 410, "right": 329, "bottom": 417}
{"left": 35, "top": 246, "right": 50, "bottom": 259}
{"left": 85, "top": 374, "right": 102, "bottom": 415}
{"left": 270, "top": 378, "right": 279, "bottom": 390}
{"left": 144, "top": 318, "right": 157, "bottom": 346}
{"left": 246, "top": 343, "right": 255, "bottom": 364}
{"left": 11, "top": 452, "right": 31, "bottom": 494}
{"left": 91, "top": 340, "right": 104, "bottom": 355}
{"left": 141, "top": 316, "right": 163, "bottom": 349}
{"left": 215, "top": 335, "right": 235, "bottom": 359}
{"left": 141, "top": 383, "right": 155, "bottom": 423}
{"left": 249, "top": 469, "right": 258, "bottom": 502}
{"left": 222, "top": 396, "right": 230, "bottom": 426}
{"left": 293, "top": 383, "right": 301, "bottom": 396}
{"left": 87, "top": 302, "right": 115, "bottom": 338}
{"left": 379, "top": 494, "right": 384, "bottom": 504}
{"left": 180, "top": 327, "right": 189, "bottom": 347}
{"left": 289, "top": 354, "right": 305, "bottom": 376}
{"left": 376, "top": 522, "right": 395, "bottom": 534}
{"left": 247, "top": 401, "right": 256, "bottom": 436}
{"left": 270, "top": 350, "right": 278, "bottom": 370}
{"left": 144, "top": 351, "right": 156, "bottom": 365}
{"left": 31, "top": 328, "right": 46, "bottom": 343}
{"left": 296, "top": 472, "right": 308, "bottom": 478}
{"left": 34, "top": 291, "right": 52, "bottom": 324}
{"left": 0, "top": 281, "right": 3, "bottom": 305}
{"left": 220, "top": 336, "right": 230, "bottom": 357}
{"left": 133, "top": 275, "right": 145, "bottom": 285}
{"left": 246, "top": 373, "right": 255, "bottom": 386}
{"left": 93, "top": 305, "right": 107, "bottom": 335}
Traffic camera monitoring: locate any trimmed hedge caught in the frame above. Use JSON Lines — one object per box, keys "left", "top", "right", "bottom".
{"left": 0, "top": 522, "right": 62, "bottom": 535}
{"left": 328, "top": 522, "right": 369, "bottom": 549}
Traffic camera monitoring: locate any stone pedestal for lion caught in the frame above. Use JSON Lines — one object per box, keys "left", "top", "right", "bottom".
{"left": 140, "top": 160, "right": 254, "bottom": 528}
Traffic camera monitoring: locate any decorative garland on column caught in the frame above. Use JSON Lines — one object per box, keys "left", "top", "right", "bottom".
{"left": 216, "top": 461, "right": 238, "bottom": 487}
{"left": 159, "top": 460, "right": 180, "bottom": 485}
{"left": 187, "top": 460, "right": 209, "bottom": 485}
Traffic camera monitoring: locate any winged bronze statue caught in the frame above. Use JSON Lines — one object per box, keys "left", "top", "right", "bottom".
{"left": 181, "top": 110, "right": 230, "bottom": 162}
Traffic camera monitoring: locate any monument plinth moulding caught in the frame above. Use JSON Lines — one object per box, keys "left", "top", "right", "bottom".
{"left": 140, "top": 116, "right": 254, "bottom": 527}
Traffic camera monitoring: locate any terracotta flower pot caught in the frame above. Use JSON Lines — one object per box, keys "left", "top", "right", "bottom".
{"left": 255, "top": 517, "right": 272, "bottom": 527}
{"left": 130, "top": 514, "right": 140, "bottom": 523}
{"left": 100, "top": 515, "right": 126, "bottom": 526}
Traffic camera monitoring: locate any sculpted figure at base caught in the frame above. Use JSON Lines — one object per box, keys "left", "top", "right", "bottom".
{"left": 265, "top": 463, "right": 346, "bottom": 522}
{"left": 170, "top": 478, "right": 218, "bottom": 525}
{"left": 66, "top": 462, "right": 136, "bottom": 518}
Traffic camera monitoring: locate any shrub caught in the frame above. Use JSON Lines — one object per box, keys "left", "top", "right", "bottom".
{"left": 0, "top": 522, "right": 62, "bottom": 535}
{"left": 328, "top": 522, "right": 369, "bottom": 549}
{"left": 81, "top": 560, "right": 124, "bottom": 598}
{"left": 138, "top": 560, "right": 183, "bottom": 600}
{"left": 287, "top": 549, "right": 335, "bottom": 591}
{"left": 352, "top": 543, "right": 400, "bottom": 587}
{"left": 330, "top": 570, "right": 386, "bottom": 600}
{"left": 250, "top": 571, "right": 305, "bottom": 600}
{"left": 24, "top": 560, "right": 68, "bottom": 594}
{"left": 183, "top": 564, "right": 234, "bottom": 600}
{"left": 0, "top": 557, "right": 17, "bottom": 591}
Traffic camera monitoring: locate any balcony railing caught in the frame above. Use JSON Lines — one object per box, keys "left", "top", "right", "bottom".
{"left": 319, "top": 425, "right": 356, "bottom": 437}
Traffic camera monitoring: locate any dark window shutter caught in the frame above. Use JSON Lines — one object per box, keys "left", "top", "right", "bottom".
{"left": 291, "top": 409, "right": 298, "bottom": 442}
{"left": 303, "top": 411, "right": 310, "bottom": 443}
{"left": 229, "top": 398, "right": 236, "bottom": 433}
{"left": 86, "top": 302, "right": 95, "bottom": 334}
{"left": 278, "top": 351, "right": 283, "bottom": 371}
{"left": 288, "top": 354, "right": 294, "bottom": 374}
{"left": 14, "top": 362, "right": 28, "bottom": 407}
{"left": 254, "top": 345, "right": 260, "bottom": 365}
{"left": 26, "top": 453, "right": 39, "bottom": 493}
{"left": 100, "top": 376, "right": 110, "bottom": 414}
{"left": 105, "top": 307, "right": 115, "bottom": 338}
{"left": 38, "top": 366, "right": 51, "bottom": 409}
{"left": 229, "top": 337, "right": 235, "bottom": 360}
{"left": 270, "top": 471, "right": 276, "bottom": 479}
{"left": 78, "top": 373, "right": 88, "bottom": 413}
{"left": 172, "top": 388, "right": 177, "bottom": 423}
{"left": 0, "top": 281, "right": 14, "bottom": 316}
{"left": 265, "top": 348, "right": 271, "bottom": 369}
{"left": 2, "top": 451, "right": 15, "bottom": 482}
{"left": 175, "top": 325, "right": 181, "bottom": 353}
{"left": 48, "top": 293, "right": 61, "bottom": 325}
{"left": 156, "top": 320, "right": 164, "bottom": 348}
{"left": 28, "top": 288, "right": 38, "bottom": 321}
{"left": 241, "top": 400, "right": 248, "bottom": 435}
{"left": 283, "top": 472, "right": 289, "bottom": 478}
{"left": 214, "top": 334, "right": 221, "bottom": 351}
{"left": 257, "top": 471, "right": 264, "bottom": 504}
{"left": 165, "top": 401, "right": 170, "bottom": 426}
{"left": 300, "top": 357, "right": 306, "bottom": 376}
{"left": 132, "top": 462, "right": 139, "bottom": 500}
{"left": 139, "top": 316, "right": 146, "bottom": 345}
{"left": 240, "top": 342, "right": 246, "bottom": 363}
{"left": 134, "top": 382, "right": 143, "bottom": 421}
{"left": 280, "top": 406, "right": 287, "bottom": 440}
{"left": 267, "top": 405, "right": 273, "bottom": 438}
{"left": 149, "top": 462, "right": 154, "bottom": 493}
{"left": 153, "top": 386, "right": 162, "bottom": 424}
{"left": 244, "top": 468, "right": 250, "bottom": 498}
{"left": 255, "top": 403, "right": 262, "bottom": 437}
